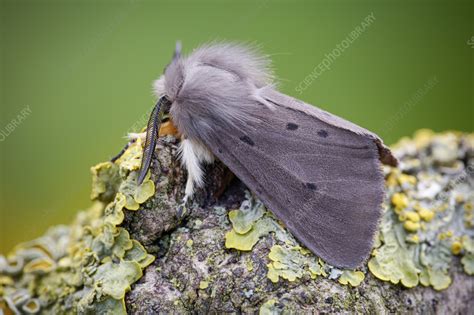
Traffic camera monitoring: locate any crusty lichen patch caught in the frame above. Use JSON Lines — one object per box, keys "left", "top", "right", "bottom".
{"left": 369, "top": 130, "right": 473, "bottom": 290}
{"left": 0, "top": 138, "right": 155, "bottom": 314}
{"left": 225, "top": 130, "right": 473, "bottom": 291}
{"left": 225, "top": 192, "right": 364, "bottom": 287}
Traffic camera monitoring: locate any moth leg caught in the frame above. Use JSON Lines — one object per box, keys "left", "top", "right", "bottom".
{"left": 179, "top": 138, "right": 214, "bottom": 203}
{"left": 110, "top": 139, "right": 136, "bottom": 162}
{"left": 128, "top": 132, "right": 147, "bottom": 142}
{"left": 128, "top": 121, "right": 179, "bottom": 142}
{"left": 110, "top": 132, "right": 145, "bottom": 163}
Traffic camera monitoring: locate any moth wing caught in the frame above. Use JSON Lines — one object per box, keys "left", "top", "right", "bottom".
{"left": 261, "top": 88, "right": 398, "bottom": 167}
{"left": 201, "top": 91, "right": 389, "bottom": 268}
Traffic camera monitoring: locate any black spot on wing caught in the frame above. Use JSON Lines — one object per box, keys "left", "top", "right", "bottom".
{"left": 240, "top": 135, "right": 255, "bottom": 146}
{"left": 304, "top": 182, "right": 318, "bottom": 190}
{"left": 286, "top": 123, "right": 299, "bottom": 130}
{"left": 317, "top": 130, "right": 329, "bottom": 138}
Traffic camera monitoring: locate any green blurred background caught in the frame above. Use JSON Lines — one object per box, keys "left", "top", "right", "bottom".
{"left": 1, "top": 0, "right": 472, "bottom": 253}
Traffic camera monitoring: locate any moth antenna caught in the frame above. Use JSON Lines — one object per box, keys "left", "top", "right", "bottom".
{"left": 137, "top": 96, "right": 170, "bottom": 185}
{"left": 173, "top": 40, "right": 182, "bottom": 60}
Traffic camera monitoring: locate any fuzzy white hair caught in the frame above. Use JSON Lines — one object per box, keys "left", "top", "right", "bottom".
{"left": 178, "top": 138, "right": 214, "bottom": 202}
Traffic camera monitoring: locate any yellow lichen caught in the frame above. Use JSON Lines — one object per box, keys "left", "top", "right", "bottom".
{"left": 451, "top": 241, "right": 462, "bottom": 255}
{"left": 228, "top": 208, "right": 264, "bottom": 234}
{"left": 403, "top": 221, "right": 420, "bottom": 232}
{"left": 90, "top": 162, "right": 120, "bottom": 201}
{"left": 392, "top": 193, "right": 409, "bottom": 211}
{"left": 259, "top": 299, "right": 278, "bottom": 315}
{"left": 338, "top": 270, "right": 365, "bottom": 287}
{"left": 413, "top": 129, "right": 435, "bottom": 149}
{"left": 119, "top": 172, "right": 155, "bottom": 210}
{"left": 368, "top": 222, "right": 419, "bottom": 288}
{"left": 405, "top": 211, "right": 420, "bottom": 222}
{"left": 417, "top": 207, "right": 435, "bottom": 222}
{"left": 94, "top": 261, "right": 142, "bottom": 300}
{"left": 225, "top": 219, "right": 276, "bottom": 251}
{"left": 398, "top": 174, "right": 417, "bottom": 186}
{"left": 227, "top": 197, "right": 265, "bottom": 234}
{"left": 461, "top": 236, "right": 474, "bottom": 275}
{"left": 398, "top": 212, "right": 407, "bottom": 222}
{"left": 439, "top": 231, "right": 453, "bottom": 240}
{"left": 186, "top": 239, "right": 194, "bottom": 248}
{"left": 461, "top": 254, "right": 474, "bottom": 275}
{"left": 245, "top": 258, "right": 254, "bottom": 272}
{"left": 386, "top": 172, "right": 399, "bottom": 187}
{"left": 225, "top": 199, "right": 275, "bottom": 251}
{"left": 114, "top": 138, "right": 143, "bottom": 171}
{"left": 266, "top": 245, "right": 324, "bottom": 284}
{"left": 406, "top": 234, "right": 420, "bottom": 244}
{"left": 104, "top": 193, "right": 127, "bottom": 226}
{"left": 308, "top": 261, "right": 323, "bottom": 279}
{"left": 427, "top": 268, "right": 451, "bottom": 291}
{"left": 199, "top": 280, "right": 209, "bottom": 289}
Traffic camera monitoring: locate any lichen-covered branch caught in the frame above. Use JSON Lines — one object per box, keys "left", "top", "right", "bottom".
{"left": 1, "top": 130, "right": 473, "bottom": 314}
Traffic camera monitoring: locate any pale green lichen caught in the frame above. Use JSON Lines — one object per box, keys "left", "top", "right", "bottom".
{"left": 90, "top": 162, "right": 121, "bottom": 201}
{"left": 225, "top": 193, "right": 278, "bottom": 251}
{"left": 0, "top": 139, "right": 155, "bottom": 314}
{"left": 225, "top": 193, "right": 364, "bottom": 287}
{"left": 368, "top": 222, "right": 420, "bottom": 288}
{"left": 93, "top": 261, "right": 143, "bottom": 300}
{"left": 461, "top": 254, "right": 474, "bottom": 275}
{"left": 369, "top": 130, "right": 474, "bottom": 290}
{"left": 225, "top": 218, "right": 277, "bottom": 251}
{"left": 461, "top": 236, "right": 474, "bottom": 275}
{"left": 338, "top": 270, "right": 365, "bottom": 287}
{"left": 266, "top": 245, "right": 331, "bottom": 284}
{"left": 228, "top": 197, "right": 265, "bottom": 234}
{"left": 259, "top": 298, "right": 279, "bottom": 315}
{"left": 199, "top": 280, "right": 209, "bottom": 289}
{"left": 267, "top": 245, "right": 308, "bottom": 282}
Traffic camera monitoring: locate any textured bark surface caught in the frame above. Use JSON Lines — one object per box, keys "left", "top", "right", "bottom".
{"left": 123, "top": 136, "right": 474, "bottom": 314}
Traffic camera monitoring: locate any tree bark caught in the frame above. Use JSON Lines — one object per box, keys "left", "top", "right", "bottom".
{"left": 123, "top": 133, "right": 474, "bottom": 314}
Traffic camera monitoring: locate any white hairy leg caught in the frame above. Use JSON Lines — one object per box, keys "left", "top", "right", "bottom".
{"left": 179, "top": 138, "right": 214, "bottom": 203}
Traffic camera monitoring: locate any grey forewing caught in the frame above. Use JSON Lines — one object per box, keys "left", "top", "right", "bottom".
{"left": 198, "top": 97, "right": 385, "bottom": 269}
{"left": 261, "top": 88, "right": 398, "bottom": 167}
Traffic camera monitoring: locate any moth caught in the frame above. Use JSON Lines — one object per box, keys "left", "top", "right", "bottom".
{"left": 126, "top": 42, "right": 397, "bottom": 269}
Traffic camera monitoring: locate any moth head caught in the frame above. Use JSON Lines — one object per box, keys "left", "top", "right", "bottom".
{"left": 152, "top": 41, "right": 182, "bottom": 101}
{"left": 152, "top": 42, "right": 274, "bottom": 103}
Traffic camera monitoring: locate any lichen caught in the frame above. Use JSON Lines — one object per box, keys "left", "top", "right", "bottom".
{"left": 267, "top": 245, "right": 309, "bottom": 282}
{"left": 225, "top": 193, "right": 278, "bottom": 251}
{"left": 369, "top": 130, "right": 474, "bottom": 290}
{"left": 461, "top": 235, "right": 474, "bottom": 275}
{"left": 228, "top": 196, "right": 265, "bottom": 234}
{"left": 259, "top": 298, "right": 279, "bottom": 315}
{"left": 199, "top": 281, "right": 209, "bottom": 290}
{"left": 338, "top": 270, "right": 365, "bottom": 287}
{"left": 0, "top": 138, "right": 155, "bottom": 314}
{"left": 225, "top": 193, "right": 365, "bottom": 287}
{"left": 367, "top": 223, "right": 420, "bottom": 288}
